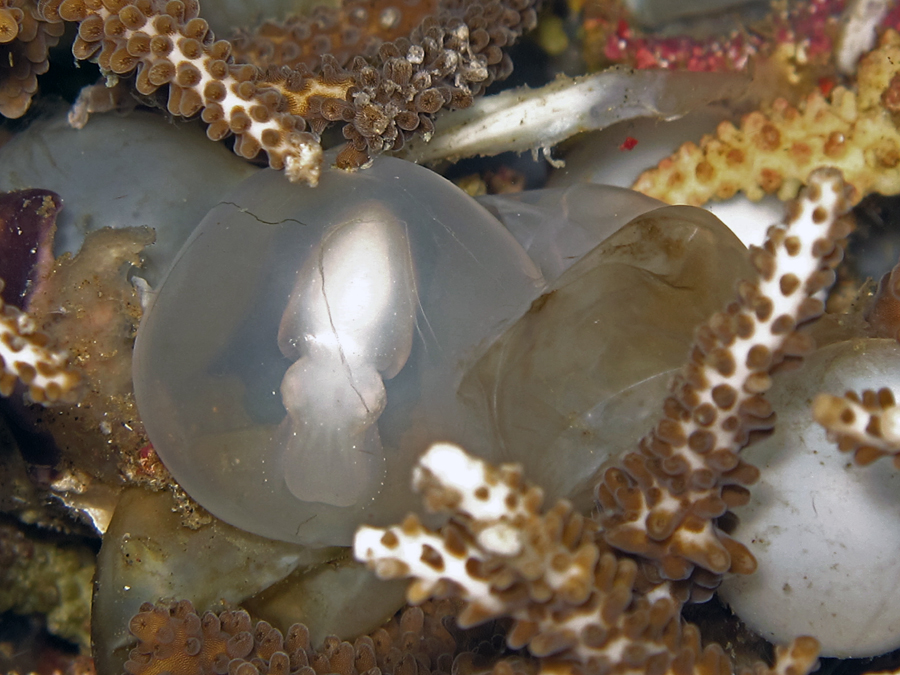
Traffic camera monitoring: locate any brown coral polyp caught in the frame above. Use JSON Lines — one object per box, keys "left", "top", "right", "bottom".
{"left": 0, "top": 7, "right": 21, "bottom": 42}
{"left": 125, "top": 599, "right": 463, "bottom": 675}
{"left": 0, "top": 0, "right": 62, "bottom": 116}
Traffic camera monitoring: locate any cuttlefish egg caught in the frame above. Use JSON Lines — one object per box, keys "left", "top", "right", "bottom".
{"left": 134, "top": 157, "right": 754, "bottom": 548}
{"left": 459, "top": 203, "right": 754, "bottom": 506}
{"left": 132, "top": 157, "right": 544, "bottom": 547}
{"left": 0, "top": 107, "right": 257, "bottom": 286}
{"left": 275, "top": 203, "right": 416, "bottom": 507}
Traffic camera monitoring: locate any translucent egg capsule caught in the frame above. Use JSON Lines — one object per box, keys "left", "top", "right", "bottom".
{"left": 134, "top": 158, "right": 753, "bottom": 548}
{"left": 133, "top": 158, "right": 544, "bottom": 546}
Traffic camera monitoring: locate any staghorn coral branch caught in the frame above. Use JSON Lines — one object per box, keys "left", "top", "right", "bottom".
{"left": 354, "top": 443, "right": 822, "bottom": 675}
{"left": 596, "top": 167, "right": 854, "bottom": 583}
{"left": 35, "top": 0, "right": 536, "bottom": 184}
{"left": 39, "top": 0, "right": 326, "bottom": 183}
{"left": 813, "top": 388, "right": 900, "bottom": 465}
{"left": 356, "top": 443, "right": 684, "bottom": 667}
{"left": 0, "top": 278, "right": 81, "bottom": 403}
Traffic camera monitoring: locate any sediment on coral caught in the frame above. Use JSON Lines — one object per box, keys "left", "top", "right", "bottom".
{"left": 0, "top": 516, "right": 95, "bottom": 651}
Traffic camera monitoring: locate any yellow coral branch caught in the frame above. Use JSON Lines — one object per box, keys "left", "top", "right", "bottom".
{"left": 633, "top": 30, "right": 900, "bottom": 206}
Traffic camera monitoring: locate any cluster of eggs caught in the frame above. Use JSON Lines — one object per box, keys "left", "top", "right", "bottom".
{"left": 5, "top": 105, "right": 900, "bottom": 663}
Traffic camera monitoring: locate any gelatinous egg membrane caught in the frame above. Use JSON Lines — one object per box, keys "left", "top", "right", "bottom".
{"left": 133, "top": 157, "right": 751, "bottom": 547}
{"left": 0, "top": 108, "right": 257, "bottom": 287}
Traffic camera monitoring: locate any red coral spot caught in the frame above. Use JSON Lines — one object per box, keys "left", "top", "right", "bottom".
{"left": 619, "top": 136, "right": 638, "bottom": 151}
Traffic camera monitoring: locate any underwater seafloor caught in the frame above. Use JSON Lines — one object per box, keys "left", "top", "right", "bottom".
{"left": 6, "top": 1, "right": 900, "bottom": 675}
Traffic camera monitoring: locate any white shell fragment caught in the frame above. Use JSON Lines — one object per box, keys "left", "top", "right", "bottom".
{"left": 398, "top": 69, "right": 748, "bottom": 165}
{"left": 720, "top": 338, "right": 900, "bottom": 658}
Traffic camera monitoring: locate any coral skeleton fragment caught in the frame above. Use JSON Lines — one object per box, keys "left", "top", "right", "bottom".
{"left": 633, "top": 29, "right": 900, "bottom": 206}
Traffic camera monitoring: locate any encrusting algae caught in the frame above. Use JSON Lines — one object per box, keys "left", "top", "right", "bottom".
{"left": 0, "top": 518, "right": 94, "bottom": 652}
